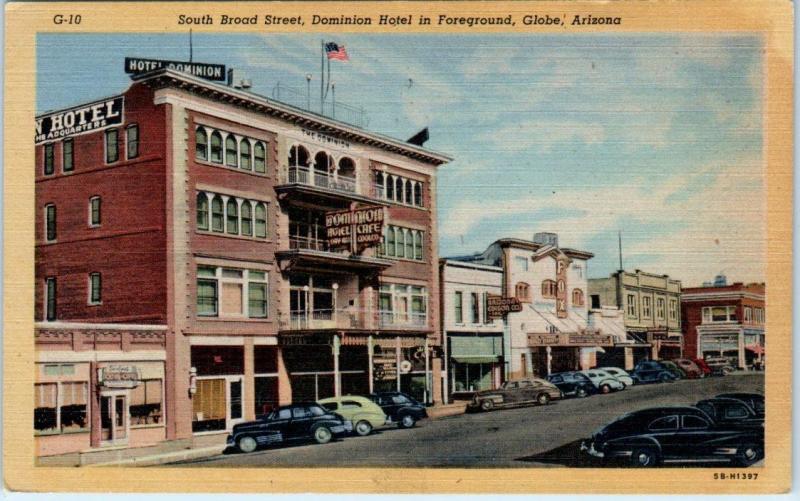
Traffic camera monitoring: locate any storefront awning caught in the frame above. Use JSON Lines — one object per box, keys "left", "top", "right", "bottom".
{"left": 745, "top": 344, "right": 765, "bottom": 355}
{"left": 449, "top": 335, "right": 502, "bottom": 361}
{"left": 450, "top": 356, "right": 499, "bottom": 364}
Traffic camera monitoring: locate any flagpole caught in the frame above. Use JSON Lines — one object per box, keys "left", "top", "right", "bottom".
{"left": 320, "top": 39, "right": 325, "bottom": 113}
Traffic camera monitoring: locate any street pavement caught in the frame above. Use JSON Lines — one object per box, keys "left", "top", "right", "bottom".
{"left": 168, "top": 373, "right": 764, "bottom": 468}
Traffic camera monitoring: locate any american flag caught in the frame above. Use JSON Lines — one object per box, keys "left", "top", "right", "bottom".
{"left": 325, "top": 42, "right": 349, "bottom": 61}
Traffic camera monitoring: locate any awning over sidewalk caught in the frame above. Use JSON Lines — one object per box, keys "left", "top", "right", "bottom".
{"left": 745, "top": 344, "right": 765, "bottom": 355}
{"left": 449, "top": 335, "right": 502, "bottom": 363}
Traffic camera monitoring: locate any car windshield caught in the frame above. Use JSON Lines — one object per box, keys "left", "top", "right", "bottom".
{"left": 308, "top": 405, "right": 327, "bottom": 416}
{"left": 548, "top": 375, "right": 563, "bottom": 383}
{"left": 392, "top": 395, "right": 411, "bottom": 405}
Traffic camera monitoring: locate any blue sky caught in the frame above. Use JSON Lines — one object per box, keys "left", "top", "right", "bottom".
{"left": 37, "top": 33, "right": 765, "bottom": 286}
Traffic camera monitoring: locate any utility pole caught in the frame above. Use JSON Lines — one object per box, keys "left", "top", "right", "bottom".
{"left": 189, "top": 29, "right": 193, "bottom": 63}
{"left": 320, "top": 39, "right": 325, "bottom": 113}
{"left": 618, "top": 230, "right": 623, "bottom": 271}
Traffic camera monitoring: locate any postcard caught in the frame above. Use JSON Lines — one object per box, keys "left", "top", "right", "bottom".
{"left": 3, "top": 0, "right": 793, "bottom": 494}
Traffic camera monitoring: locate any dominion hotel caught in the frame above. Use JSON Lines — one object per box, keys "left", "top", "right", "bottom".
{"left": 34, "top": 65, "right": 450, "bottom": 457}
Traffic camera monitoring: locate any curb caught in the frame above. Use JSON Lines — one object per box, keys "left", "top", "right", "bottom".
{"left": 427, "top": 404, "right": 467, "bottom": 419}
{"left": 84, "top": 444, "right": 226, "bottom": 467}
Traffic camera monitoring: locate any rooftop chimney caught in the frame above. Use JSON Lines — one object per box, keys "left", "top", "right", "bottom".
{"left": 227, "top": 68, "right": 252, "bottom": 90}
{"left": 407, "top": 127, "right": 429, "bottom": 146}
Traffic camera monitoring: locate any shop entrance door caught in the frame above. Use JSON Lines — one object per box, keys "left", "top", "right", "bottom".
{"left": 100, "top": 391, "right": 129, "bottom": 446}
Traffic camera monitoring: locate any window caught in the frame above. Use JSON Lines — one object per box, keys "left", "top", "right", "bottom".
{"left": 454, "top": 291, "right": 463, "bottom": 323}
{"left": 642, "top": 296, "right": 652, "bottom": 318}
{"left": 225, "top": 135, "right": 238, "bottom": 167}
{"left": 723, "top": 404, "right": 750, "bottom": 419}
{"left": 702, "top": 306, "right": 738, "bottom": 323}
{"left": 126, "top": 124, "right": 139, "bottom": 159}
{"left": 648, "top": 415, "right": 678, "bottom": 431}
{"left": 386, "top": 175, "right": 395, "bottom": 199}
{"left": 414, "top": 232, "right": 423, "bottom": 260}
{"left": 62, "top": 139, "right": 74, "bottom": 172}
{"left": 45, "top": 277, "right": 56, "bottom": 321}
{"left": 681, "top": 415, "right": 709, "bottom": 430}
{"left": 754, "top": 307, "right": 764, "bottom": 324}
{"left": 572, "top": 289, "right": 585, "bottom": 306}
{"left": 254, "top": 203, "right": 267, "bottom": 238}
{"left": 483, "top": 292, "right": 492, "bottom": 324}
{"left": 130, "top": 379, "right": 163, "bottom": 425}
{"left": 591, "top": 294, "right": 601, "bottom": 309}
{"left": 211, "top": 195, "right": 224, "bottom": 232}
{"left": 105, "top": 128, "right": 119, "bottom": 163}
{"left": 471, "top": 292, "right": 480, "bottom": 323}
{"left": 89, "top": 196, "right": 101, "bottom": 227}
{"left": 196, "top": 193, "right": 209, "bottom": 231}
{"left": 404, "top": 180, "right": 413, "bottom": 204}
{"left": 376, "top": 172, "right": 425, "bottom": 207}
{"left": 195, "top": 127, "right": 208, "bottom": 160}
{"left": 45, "top": 204, "right": 57, "bottom": 241}
{"left": 379, "top": 283, "right": 427, "bottom": 326}
{"left": 541, "top": 280, "right": 557, "bottom": 299}
{"left": 414, "top": 182, "right": 422, "bottom": 206}
{"left": 395, "top": 177, "right": 403, "bottom": 202}
{"left": 514, "top": 256, "right": 529, "bottom": 271}
{"left": 209, "top": 131, "right": 223, "bottom": 163}
{"left": 744, "top": 307, "right": 752, "bottom": 324}
{"left": 35, "top": 382, "right": 88, "bottom": 434}
{"left": 44, "top": 143, "right": 55, "bottom": 175}
{"left": 254, "top": 142, "right": 266, "bottom": 173}
{"left": 627, "top": 294, "right": 637, "bottom": 317}
{"left": 380, "top": 225, "right": 423, "bottom": 261}
{"left": 226, "top": 199, "right": 239, "bottom": 235}
{"left": 241, "top": 201, "right": 253, "bottom": 236}
{"left": 88, "top": 273, "right": 101, "bottom": 305}
{"left": 516, "top": 282, "right": 531, "bottom": 302}
{"left": 386, "top": 227, "right": 396, "bottom": 256}
{"left": 655, "top": 297, "right": 665, "bottom": 320}
{"left": 239, "top": 138, "right": 251, "bottom": 170}
{"left": 669, "top": 298, "right": 678, "bottom": 321}
{"left": 197, "top": 266, "right": 269, "bottom": 319}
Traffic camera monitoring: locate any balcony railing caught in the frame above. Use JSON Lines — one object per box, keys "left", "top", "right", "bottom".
{"left": 284, "top": 166, "right": 358, "bottom": 196}
{"left": 280, "top": 308, "right": 428, "bottom": 331}
{"left": 289, "top": 235, "right": 330, "bottom": 252}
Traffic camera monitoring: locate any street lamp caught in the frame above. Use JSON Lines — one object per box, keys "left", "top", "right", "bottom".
{"left": 305, "top": 74, "right": 312, "bottom": 111}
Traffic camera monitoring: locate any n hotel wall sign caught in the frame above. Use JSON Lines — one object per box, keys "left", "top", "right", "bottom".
{"left": 35, "top": 96, "right": 124, "bottom": 143}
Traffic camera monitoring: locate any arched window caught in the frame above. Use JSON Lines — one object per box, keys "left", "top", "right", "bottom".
{"left": 239, "top": 138, "right": 251, "bottom": 170}
{"left": 404, "top": 229, "right": 413, "bottom": 258}
{"left": 405, "top": 180, "right": 413, "bottom": 204}
{"left": 254, "top": 203, "right": 267, "bottom": 238}
{"left": 516, "top": 282, "right": 531, "bottom": 302}
{"left": 414, "top": 181, "right": 423, "bottom": 206}
{"left": 375, "top": 171, "right": 385, "bottom": 198}
{"left": 211, "top": 195, "right": 224, "bottom": 232}
{"left": 240, "top": 201, "right": 253, "bottom": 236}
{"left": 254, "top": 141, "right": 266, "bottom": 173}
{"left": 195, "top": 127, "right": 208, "bottom": 160}
{"left": 572, "top": 289, "right": 585, "bottom": 306}
{"left": 395, "top": 177, "right": 403, "bottom": 202}
{"left": 196, "top": 193, "right": 209, "bottom": 231}
{"left": 413, "top": 231, "right": 423, "bottom": 260}
{"left": 338, "top": 157, "right": 355, "bottom": 178}
{"left": 226, "top": 199, "right": 239, "bottom": 235}
{"left": 314, "top": 152, "right": 331, "bottom": 187}
{"left": 386, "top": 175, "right": 395, "bottom": 200}
{"left": 289, "top": 145, "right": 309, "bottom": 167}
{"left": 541, "top": 280, "right": 557, "bottom": 299}
{"left": 386, "top": 226, "right": 396, "bottom": 256}
{"left": 225, "top": 135, "right": 238, "bottom": 167}
{"left": 210, "top": 131, "right": 223, "bottom": 163}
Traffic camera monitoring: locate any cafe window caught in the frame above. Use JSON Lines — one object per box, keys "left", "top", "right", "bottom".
{"left": 89, "top": 196, "right": 101, "bottom": 227}
{"left": 572, "top": 288, "right": 584, "bottom": 306}
{"left": 541, "top": 280, "right": 556, "bottom": 299}
{"left": 210, "top": 131, "right": 223, "bottom": 163}
{"left": 225, "top": 135, "right": 238, "bottom": 167}
{"left": 126, "top": 124, "right": 139, "bottom": 159}
{"left": 130, "top": 379, "right": 163, "bottom": 425}
{"left": 62, "top": 139, "right": 74, "bottom": 172}
{"left": 44, "top": 143, "right": 55, "bottom": 175}
{"left": 254, "top": 141, "right": 266, "bottom": 173}
{"left": 195, "top": 126, "right": 208, "bottom": 160}
{"left": 516, "top": 282, "right": 531, "bottom": 302}
{"left": 34, "top": 381, "right": 88, "bottom": 434}
{"left": 105, "top": 128, "right": 119, "bottom": 163}
{"left": 88, "top": 272, "right": 102, "bottom": 305}
{"left": 197, "top": 266, "right": 269, "bottom": 319}
{"left": 45, "top": 203, "right": 57, "bottom": 241}
{"left": 454, "top": 291, "right": 463, "bottom": 323}
{"left": 45, "top": 277, "right": 57, "bottom": 321}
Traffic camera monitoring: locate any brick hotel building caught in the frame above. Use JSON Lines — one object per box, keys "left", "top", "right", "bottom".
{"left": 34, "top": 67, "right": 450, "bottom": 458}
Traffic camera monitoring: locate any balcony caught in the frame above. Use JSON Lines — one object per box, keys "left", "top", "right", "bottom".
{"left": 276, "top": 166, "right": 384, "bottom": 207}
{"left": 277, "top": 236, "right": 393, "bottom": 273}
{"left": 279, "top": 308, "right": 429, "bottom": 332}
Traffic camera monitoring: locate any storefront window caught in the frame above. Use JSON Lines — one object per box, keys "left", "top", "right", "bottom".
{"left": 379, "top": 284, "right": 428, "bottom": 326}
{"left": 254, "top": 376, "right": 278, "bottom": 416}
{"left": 34, "top": 383, "right": 58, "bottom": 433}
{"left": 34, "top": 381, "right": 88, "bottom": 434}
{"left": 130, "top": 379, "right": 163, "bottom": 425}
{"left": 196, "top": 267, "right": 269, "bottom": 319}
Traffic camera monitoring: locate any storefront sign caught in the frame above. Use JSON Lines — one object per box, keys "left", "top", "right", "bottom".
{"left": 528, "top": 333, "right": 614, "bottom": 347}
{"left": 98, "top": 365, "right": 141, "bottom": 389}
{"left": 124, "top": 57, "right": 226, "bottom": 81}
{"left": 36, "top": 96, "right": 124, "bottom": 144}
{"left": 647, "top": 330, "right": 670, "bottom": 341}
{"left": 487, "top": 295, "right": 523, "bottom": 319}
{"left": 325, "top": 206, "right": 385, "bottom": 251}
{"left": 556, "top": 257, "right": 569, "bottom": 319}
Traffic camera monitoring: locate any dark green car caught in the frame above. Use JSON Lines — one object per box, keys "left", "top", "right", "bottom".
{"left": 659, "top": 360, "right": 686, "bottom": 380}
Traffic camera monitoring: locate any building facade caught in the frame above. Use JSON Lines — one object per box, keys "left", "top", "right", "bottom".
{"left": 34, "top": 67, "right": 450, "bottom": 457}
{"left": 681, "top": 282, "right": 765, "bottom": 369}
{"left": 588, "top": 270, "right": 683, "bottom": 361}
{"left": 453, "top": 233, "right": 610, "bottom": 378}
{"left": 439, "top": 259, "right": 505, "bottom": 402}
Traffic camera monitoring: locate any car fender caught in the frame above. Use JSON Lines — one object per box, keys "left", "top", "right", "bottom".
{"left": 608, "top": 434, "right": 662, "bottom": 454}
{"left": 478, "top": 395, "right": 504, "bottom": 405}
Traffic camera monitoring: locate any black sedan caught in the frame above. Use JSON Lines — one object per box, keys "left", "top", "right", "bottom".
{"left": 581, "top": 406, "right": 763, "bottom": 467}
{"left": 695, "top": 398, "right": 763, "bottom": 429}
{"left": 716, "top": 393, "right": 765, "bottom": 418}
{"left": 226, "top": 403, "right": 352, "bottom": 453}
{"left": 629, "top": 361, "right": 677, "bottom": 384}
{"left": 547, "top": 372, "right": 597, "bottom": 398}
{"left": 368, "top": 391, "right": 427, "bottom": 428}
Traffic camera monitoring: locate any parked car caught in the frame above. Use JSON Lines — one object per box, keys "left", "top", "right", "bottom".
{"left": 227, "top": 403, "right": 352, "bottom": 453}
{"left": 580, "top": 370, "right": 625, "bottom": 393}
{"left": 318, "top": 395, "right": 387, "bottom": 436}
{"left": 547, "top": 372, "right": 598, "bottom": 398}
{"left": 695, "top": 398, "right": 763, "bottom": 429}
{"left": 368, "top": 391, "right": 427, "bottom": 428}
{"left": 659, "top": 360, "right": 685, "bottom": 380}
{"left": 716, "top": 393, "right": 765, "bottom": 418}
{"left": 468, "top": 377, "right": 563, "bottom": 411}
{"left": 629, "top": 361, "right": 677, "bottom": 384}
{"left": 581, "top": 406, "right": 764, "bottom": 467}
{"left": 692, "top": 358, "right": 714, "bottom": 377}
{"left": 705, "top": 356, "right": 736, "bottom": 375}
{"left": 673, "top": 358, "right": 705, "bottom": 379}
{"left": 597, "top": 367, "right": 635, "bottom": 388}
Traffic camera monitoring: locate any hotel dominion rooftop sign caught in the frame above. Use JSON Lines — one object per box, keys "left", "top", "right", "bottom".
{"left": 124, "top": 57, "right": 226, "bottom": 81}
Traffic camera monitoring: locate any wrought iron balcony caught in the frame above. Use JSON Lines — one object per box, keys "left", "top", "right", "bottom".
{"left": 279, "top": 308, "right": 428, "bottom": 331}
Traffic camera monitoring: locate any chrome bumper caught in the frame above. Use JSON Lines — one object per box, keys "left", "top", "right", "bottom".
{"left": 580, "top": 441, "right": 605, "bottom": 458}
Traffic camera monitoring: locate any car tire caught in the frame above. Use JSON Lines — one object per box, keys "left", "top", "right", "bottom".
{"left": 537, "top": 393, "right": 551, "bottom": 405}
{"left": 480, "top": 399, "right": 494, "bottom": 412}
{"left": 658, "top": 374, "right": 671, "bottom": 383}
{"left": 600, "top": 384, "right": 611, "bottom": 394}
{"left": 399, "top": 414, "right": 416, "bottom": 428}
{"left": 313, "top": 426, "right": 333, "bottom": 444}
{"left": 631, "top": 447, "right": 659, "bottom": 467}
{"left": 576, "top": 387, "right": 588, "bottom": 398}
{"left": 237, "top": 436, "right": 258, "bottom": 454}
{"left": 735, "top": 444, "right": 763, "bottom": 466}
{"left": 354, "top": 420, "right": 373, "bottom": 436}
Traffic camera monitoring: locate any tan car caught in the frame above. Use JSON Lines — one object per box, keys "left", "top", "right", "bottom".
{"left": 468, "top": 377, "right": 563, "bottom": 412}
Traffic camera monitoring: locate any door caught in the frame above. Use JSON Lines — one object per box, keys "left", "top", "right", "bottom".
{"left": 100, "top": 391, "right": 129, "bottom": 445}
{"left": 289, "top": 406, "right": 313, "bottom": 438}
{"left": 229, "top": 378, "right": 244, "bottom": 426}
